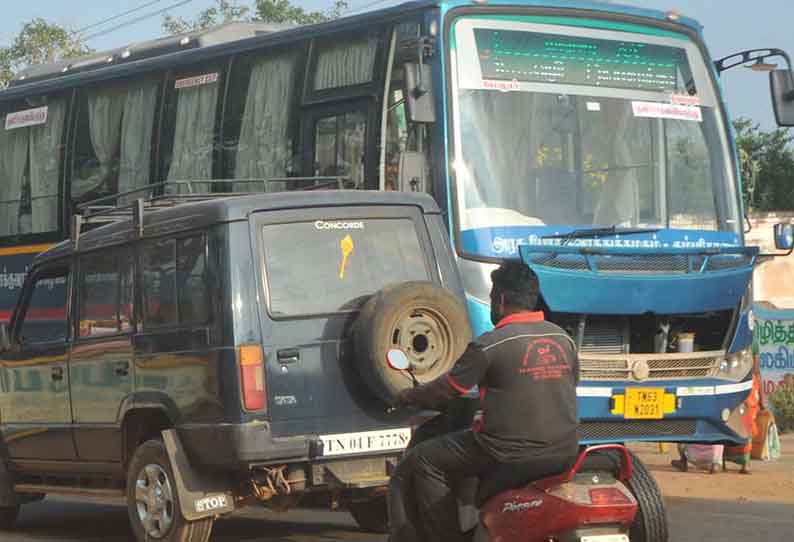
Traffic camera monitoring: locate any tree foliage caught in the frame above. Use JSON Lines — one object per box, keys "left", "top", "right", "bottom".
{"left": 163, "top": 0, "right": 349, "bottom": 34}
{"left": 0, "top": 18, "right": 91, "bottom": 87}
{"left": 163, "top": 0, "right": 251, "bottom": 34}
{"left": 733, "top": 118, "right": 794, "bottom": 212}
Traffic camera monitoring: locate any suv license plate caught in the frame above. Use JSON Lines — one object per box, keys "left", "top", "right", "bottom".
{"left": 320, "top": 428, "right": 412, "bottom": 457}
{"left": 580, "top": 535, "right": 629, "bottom": 542}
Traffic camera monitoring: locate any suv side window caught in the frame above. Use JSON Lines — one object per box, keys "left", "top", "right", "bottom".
{"left": 142, "top": 234, "right": 209, "bottom": 328}
{"left": 18, "top": 268, "right": 70, "bottom": 344}
{"left": 78, "top": 249, "right": 134, "bottom": 338}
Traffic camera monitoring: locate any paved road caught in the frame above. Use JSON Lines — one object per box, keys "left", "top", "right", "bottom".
{"left": 4, "top": 495, "right": 794, "bottom": 542}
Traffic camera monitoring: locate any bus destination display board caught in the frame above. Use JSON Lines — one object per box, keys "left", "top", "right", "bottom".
{"left": 474, "top": 29, "right": 690, "bottom": 93}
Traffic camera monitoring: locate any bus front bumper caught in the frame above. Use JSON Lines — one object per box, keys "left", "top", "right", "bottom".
{"left": 576, "top": 378, "right": 753, "bottom": 446}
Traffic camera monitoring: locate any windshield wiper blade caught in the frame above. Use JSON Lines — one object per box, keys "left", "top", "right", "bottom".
{"left": 542, "top": 225, "right": 661, "bottom": 243}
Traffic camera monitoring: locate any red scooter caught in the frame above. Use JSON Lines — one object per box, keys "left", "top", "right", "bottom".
{"left": 386, "top": 348, "right": 638, "bottom": 542}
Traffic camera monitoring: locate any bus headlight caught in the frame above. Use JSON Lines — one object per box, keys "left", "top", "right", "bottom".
{"left": 719, "top": 348, "right": 753, "bottom": 381}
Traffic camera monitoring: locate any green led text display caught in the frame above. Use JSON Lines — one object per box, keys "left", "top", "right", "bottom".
{"left": 475, "top": 28, "right": 690, "bottom": 92}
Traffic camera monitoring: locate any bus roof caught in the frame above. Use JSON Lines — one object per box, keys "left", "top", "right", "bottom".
{"left": 0, "top": 0, "right": 702, "bottom": 102}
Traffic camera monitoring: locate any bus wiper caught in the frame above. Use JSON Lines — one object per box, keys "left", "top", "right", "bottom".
{"left": 543, "top": 225, "right": 661, "bottom": 244}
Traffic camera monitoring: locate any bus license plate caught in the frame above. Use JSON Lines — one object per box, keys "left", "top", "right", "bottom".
{"left": 624, "top": 388, "right": 665, "bottom": 419}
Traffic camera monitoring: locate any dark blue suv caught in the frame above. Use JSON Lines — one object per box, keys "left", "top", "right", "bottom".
{"left": 0, "top": 190, "right": 471, "bottom": 542}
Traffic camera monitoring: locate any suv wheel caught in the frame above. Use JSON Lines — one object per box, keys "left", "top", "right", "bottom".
{"left": 0, "top": 506, "right": 19, "bottom": 530}
{"left": 126, "top": 440, "right": 214, "bottom": 542}
{"left": 353, "top": 282, "right": 472, "bottom": 403}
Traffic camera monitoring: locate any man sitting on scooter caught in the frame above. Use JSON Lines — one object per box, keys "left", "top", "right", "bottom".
{"left": 389, "top": 261, "right": 580, "bottom": 542}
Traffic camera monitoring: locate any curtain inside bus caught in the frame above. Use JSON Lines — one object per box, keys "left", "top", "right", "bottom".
{"left": 313, "top": 35, "right": 378, "bottom": 90}
{"left": 0, "top": 98, "right": 66, "bottom": 236}
{"left": 233, "top": 51, "right": 298, "bottom": 192}
{"left": 72, "top": 80, "right": 159, "bottom": 205}
{"left": 167, "top": 81, "right": 219, "bottom": 186}
{"left": 0, "top": 128, "right": 27, "bottom": 235}
{"left": 29, "top": 101, "right": 66, "bottom": 233}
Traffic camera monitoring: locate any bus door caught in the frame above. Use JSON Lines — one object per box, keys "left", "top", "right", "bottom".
{"left": 301, "top": 100, "right": 379, "bottom": 190}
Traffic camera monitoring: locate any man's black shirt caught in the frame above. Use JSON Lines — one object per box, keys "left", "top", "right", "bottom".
{"left": 446, "top": 312, "right": 580, "bottom": 462}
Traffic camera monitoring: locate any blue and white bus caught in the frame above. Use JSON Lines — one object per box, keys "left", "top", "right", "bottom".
{"left": 1, "top": 0, "right": 793, "bottom": 451}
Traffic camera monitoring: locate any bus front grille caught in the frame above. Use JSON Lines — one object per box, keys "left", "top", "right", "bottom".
{"left": 579, "top": 420, "right": 697, "bottom": 441}
{"left": 579, "top": 351, "right": 724, "bottom": 381}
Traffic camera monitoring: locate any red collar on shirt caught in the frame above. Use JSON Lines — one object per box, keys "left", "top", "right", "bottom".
{"left": 494, "top": 311, "right": 545, "bottom": 329}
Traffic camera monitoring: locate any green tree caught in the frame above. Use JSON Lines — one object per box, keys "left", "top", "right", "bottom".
{"left": 254, "top": 0, "right": 348, "bottom": 24}
{"left": 0, "top": 18, "right": 90, "bottom": 87}
{"left": 733, "top": 118, "right": 794, "bottom": 212}
{"left": 163, "top": 0, "right": 251, "bottom": 34}
{"left": 162, "top": 0, "right": 349, "bottom": 34}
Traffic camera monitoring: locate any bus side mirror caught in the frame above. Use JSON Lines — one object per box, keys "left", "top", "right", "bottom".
{"left": 0, "top": 324, "right": 10, "bottom": 353}
{"left": 770, "top": 69, "right": 794, "bottom": 127}
{"left": 774, "top": 223, "right": 794, "bottom": 251}
{"left": 403, "top": 62, "right": 436, "bottom": 123}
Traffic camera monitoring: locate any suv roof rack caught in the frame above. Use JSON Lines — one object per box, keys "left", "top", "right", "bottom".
{"left": 70, "top": 176, "right": 351, "bottom": 248}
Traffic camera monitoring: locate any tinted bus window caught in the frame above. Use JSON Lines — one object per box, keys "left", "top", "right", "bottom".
{"left": 0, "top": 95, "right": 68, "bottom": 237}
{"left": 224, "top": 49, "right": 301, "bottom": 191}
{"left": 161, "top": 66, "right": 225, "bottom": 190}
{"left": 313, "top": 34, "right": 379, "bottom": 91}
{"left": 314, "top": 111, "right": 366, "bottom": 186}
{"left": 71, "top": 78, "right": 161, "bottom": 206}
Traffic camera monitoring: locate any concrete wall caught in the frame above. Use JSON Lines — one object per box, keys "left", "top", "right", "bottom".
{"left": 747, "top": 212, "right": 794, "bottom": 309}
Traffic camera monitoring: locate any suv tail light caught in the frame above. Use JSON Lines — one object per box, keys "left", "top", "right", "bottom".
{"left": 239, "top": 345, "right": 266, "bottom": 411}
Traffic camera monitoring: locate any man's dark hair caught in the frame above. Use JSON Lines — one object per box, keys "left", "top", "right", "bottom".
{"left": 490, "top": 261, "right": 539, "bottom": 310}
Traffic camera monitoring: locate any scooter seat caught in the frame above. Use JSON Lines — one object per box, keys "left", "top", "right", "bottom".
{"left": 476, "top": 454, "right": 576, "bottom": 506}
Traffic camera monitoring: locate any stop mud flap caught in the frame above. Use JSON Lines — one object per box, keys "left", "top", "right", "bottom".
{"left": 162, "top": 429, "right": 236, "bottom": 521}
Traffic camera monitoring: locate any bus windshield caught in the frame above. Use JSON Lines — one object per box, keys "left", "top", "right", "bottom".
{"left": 451, "top": 17, "right": 740, "bottom": 238}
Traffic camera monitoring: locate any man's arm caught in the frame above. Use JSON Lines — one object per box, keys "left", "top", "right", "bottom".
{"left": 398, "top": 343, "right": 489, "bottom": 410}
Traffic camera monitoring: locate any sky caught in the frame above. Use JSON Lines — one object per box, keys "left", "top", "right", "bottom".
{"left": 0, "top": 0, "right": 791, "bottom": 129}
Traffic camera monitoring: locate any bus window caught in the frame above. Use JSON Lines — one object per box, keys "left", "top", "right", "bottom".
{"left": 313, "top": 110, "right": 366, "bottom": 187}
{"left": 161, "top": 65, "right": 225, "bottom": 190}
{"left": 0, "top": 95, "right": 67, "bottom": 237}
{"left": 313, "top": 34, "right": 379, "bottom": 91}
{"left": 71, "top": 79, "right": 160, "bottom": 205}
{"left": 224, "top": 49, "right": 301, "bottom": 192}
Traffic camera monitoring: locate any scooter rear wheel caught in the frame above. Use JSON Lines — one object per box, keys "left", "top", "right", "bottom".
{"left": 618, "top": 451, "right": 668, "bottom": 542}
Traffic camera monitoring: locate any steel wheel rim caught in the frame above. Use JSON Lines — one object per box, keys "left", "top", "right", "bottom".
{"left": 390, "top": 306, "right": 453, "bottom": 376}
{"left": 135, "top": 463, "right": 175, "bottom": 539}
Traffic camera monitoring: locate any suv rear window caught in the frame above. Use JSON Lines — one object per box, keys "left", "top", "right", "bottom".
{"left": 262, "top": 218, "right": 429, "bottom": 316}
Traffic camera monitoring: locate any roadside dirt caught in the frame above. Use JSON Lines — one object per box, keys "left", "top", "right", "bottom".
{"left": 630, "top": 434, "right": 794, "bottom": 504}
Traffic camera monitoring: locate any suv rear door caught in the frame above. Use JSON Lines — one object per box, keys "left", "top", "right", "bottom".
{"left": 253, "top": 205, "right": 437, "bottom": 437}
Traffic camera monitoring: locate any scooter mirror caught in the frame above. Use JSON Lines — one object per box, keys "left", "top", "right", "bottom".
{"left": 386, "top": 348, "right": 411, "bottom": 371}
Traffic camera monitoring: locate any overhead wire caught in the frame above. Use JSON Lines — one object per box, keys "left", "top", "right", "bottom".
{"left": 76, "top": 0, "right": 165, "bottom": 34}
{"left": 82, "top": 0, "right": 196, "bottom": 42}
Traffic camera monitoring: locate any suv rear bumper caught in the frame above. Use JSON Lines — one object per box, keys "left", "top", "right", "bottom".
{"left": 178, "top": 421, "right": 401, "bottom": 492}
{"left": 179, "top": 421, "right": 311, "bottom": 469}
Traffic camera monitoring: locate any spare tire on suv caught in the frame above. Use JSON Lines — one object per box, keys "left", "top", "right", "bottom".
{"left": 353, "top": 281, "right": 472, "bottom": 404}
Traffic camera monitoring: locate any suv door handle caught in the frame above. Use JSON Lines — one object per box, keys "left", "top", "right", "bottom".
{"left": 277, "top": 349, "right": 300, "bottom": 364}
{"left": 114, "top": 361, "right": 130, "bottom": 377}
{"left": 51, "top": 366, "right": 64, "bottom": 382}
